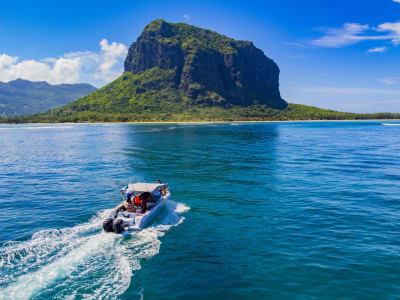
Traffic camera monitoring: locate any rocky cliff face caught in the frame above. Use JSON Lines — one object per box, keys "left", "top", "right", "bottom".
{"left": 124, "top": 19, "right": 287, "bottom": 109}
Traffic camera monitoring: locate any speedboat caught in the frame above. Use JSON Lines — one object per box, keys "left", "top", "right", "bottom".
{"left": 103, "top": 182, "right": 170, "bottom": 234}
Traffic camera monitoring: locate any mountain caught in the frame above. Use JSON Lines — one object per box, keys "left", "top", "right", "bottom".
{"left": 0, "top": 79, "right": 96, "bottom": 117}
{"left": 124, "top": 19, "right": 286, "bottom": 109}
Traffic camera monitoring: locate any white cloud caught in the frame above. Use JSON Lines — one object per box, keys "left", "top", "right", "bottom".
{"left": 377, "top": 21, "right": 400, "bottom": 45}
{"left": 299, "top": 87, "right": 400, "bottom": 96}
{"left": 0, "top": 39, "right": 127, "bottom": 87}
{"left": 0, "top": 55, "right": 81, "bottom": 84}
{"left": 367, "top": 46, "right": 388, "bottom": 53}
{"left": 393, "top": 0, "right": 400, "bottom": 3}
{"left": 95, "top": 39, "right": 127, "bottom": 81}
{"left": 381, "top": 77, "right": 400, "bottom": 85}
{"left": 184, "top": 14, "right": 190, "bottom": 21}
{"left": 0, "top": 54, "right": 18, "bottom": 69}
{"left": 310, "top": 22, "right": 396, "bottom": 48}
{"left": 310, "top": 23, "right": 371, "bottom": 47}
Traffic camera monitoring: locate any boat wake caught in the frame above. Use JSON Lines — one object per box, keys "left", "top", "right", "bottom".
{"left": 381, "top": 123, "right": 400, "bottom": 126}
{"left": 0, "top": 201, "right": 188, "bottom": 300}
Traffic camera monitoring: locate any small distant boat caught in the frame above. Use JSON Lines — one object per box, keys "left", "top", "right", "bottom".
{"left": 230, "top": 123, "right": 240, "bottom": 126}
{"left": 103, "top": 182, "right": 170, "bottom": 234}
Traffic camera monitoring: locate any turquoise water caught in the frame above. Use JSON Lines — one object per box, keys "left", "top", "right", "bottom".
{"left": 1, "top": 122, "right": 400, "bottom": 299}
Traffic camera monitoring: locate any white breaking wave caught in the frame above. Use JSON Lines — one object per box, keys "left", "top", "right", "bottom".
{"left": 0, "top": 201, "right": 189, "bottom": 300}
{"left": 381, "top": 123, "right": 400, "bottom": 126}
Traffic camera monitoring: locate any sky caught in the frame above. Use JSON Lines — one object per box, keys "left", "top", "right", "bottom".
{"left": 0, "top": 0, "right": 399, "bottom": 113}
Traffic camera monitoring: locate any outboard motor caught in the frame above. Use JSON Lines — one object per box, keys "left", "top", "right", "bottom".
{"left": 113, "top": 219, "right": 125, "bottom": 234}
{"left": 103, "top": 218, "right": 114, "bottom": 233}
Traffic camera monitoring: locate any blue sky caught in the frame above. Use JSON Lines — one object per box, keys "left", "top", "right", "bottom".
{"left": 0, "top": 0, "right": 399, "bottom": 113}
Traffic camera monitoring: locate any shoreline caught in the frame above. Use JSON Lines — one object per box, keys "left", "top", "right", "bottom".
{"left": 1, "top": 119, "right": 400, "bottom": 125}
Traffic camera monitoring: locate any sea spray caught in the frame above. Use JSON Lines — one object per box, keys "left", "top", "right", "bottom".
{"left": 170, "top": 201, "right": 191, "bottom": 213}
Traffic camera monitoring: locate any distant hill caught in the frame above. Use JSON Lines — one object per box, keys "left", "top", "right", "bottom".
{"left": 0, "top": 79, "right": 96, "bottom": 117}
{"left": 1, "top": 20, "right": 399, "bottom": 123}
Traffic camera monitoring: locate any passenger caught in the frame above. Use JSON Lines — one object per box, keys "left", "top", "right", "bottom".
{"left": 134, "top": 193, "right": 147, "bottom": 213}
{"left": 142, "top": 192, "right": 153, "bottom": 202}
{"left": 142, "top": 192, "right": 156, "bottom": 210}
{"left": 141, "top": 194, "right": 148, "bottom": 213}
{"left": 116, "top": 202, "right": 126, "bottom": 211}
{"left": 126, "top": 190, "right": 133, "bottom": 201}
{"left": 126, "top": 195, "right": 136, "bottom": 212}
{"left": 133, "top": 194, "right": 141, "bottom": 206}
{"left": 118, "top": 195, "right": 136, "bottom": 213}
{"left": 161, "top": 185, "right": 168, "bottom": 196}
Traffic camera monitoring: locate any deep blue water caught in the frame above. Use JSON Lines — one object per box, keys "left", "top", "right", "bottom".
{"left": 1, "top": 121, "right": 400, "bottom": 299}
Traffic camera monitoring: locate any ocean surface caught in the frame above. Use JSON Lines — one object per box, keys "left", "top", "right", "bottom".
{"left": 0, "top": 121, "right": 400, "bottom": 299}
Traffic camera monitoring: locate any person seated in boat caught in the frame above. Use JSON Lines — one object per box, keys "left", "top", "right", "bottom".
{"left": 141, "top": 192, "right": 157, "bottom": 210}
{"left": 161, "top": 185, "right": 168, "bottom": 196}
{"left": 126, "top": 195, "right": 137, "bottom": 212}
{"left": 117, "top": 195, "right": 136, "bottom": 213}
{"left": 133, "top": 193, "right": 147, "bottom": 213}
{"left": 156, "top": 180, "right": 168, "bottom": 197}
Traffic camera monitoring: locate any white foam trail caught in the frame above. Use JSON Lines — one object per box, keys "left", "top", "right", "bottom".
{"left": 381, "top": 123, "right": 400, "bottom": 126}
{"left": 0, "top": 201, "right": 189, "bottom": 300}
{"left": 0, "top": 210, "right": 110, "bottom": 285}
{"left": 0, "top": 233, "right": 116, "bottom": 300}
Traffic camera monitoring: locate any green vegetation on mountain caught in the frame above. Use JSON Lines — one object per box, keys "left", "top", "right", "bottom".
{"left": 1, "top": 69, "right": 399, "bottom": 123}
{"left": 1, "top": 19, "right": 399, "bottom": 123}
{"left": 0, "top": 79, "right": 96, "bottom": 117}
